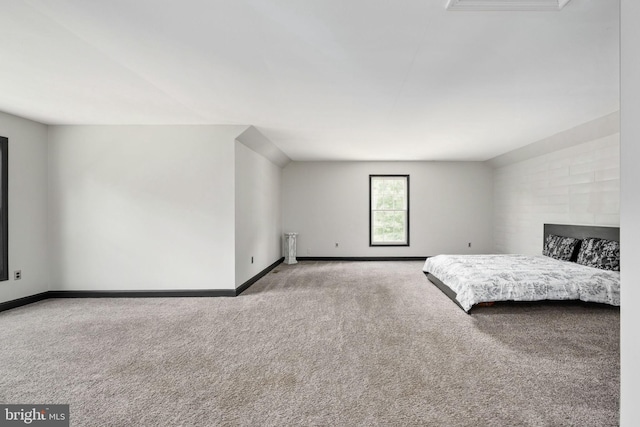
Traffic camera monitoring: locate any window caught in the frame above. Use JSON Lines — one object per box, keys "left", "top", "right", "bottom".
{"left": 0, "top": 136, "right": 7, "bottom": 281}
{"left": 369, "top": 175, "right": 409, "bottom": 246}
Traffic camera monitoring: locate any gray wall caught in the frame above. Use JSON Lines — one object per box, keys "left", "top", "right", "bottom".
{"left": 0, "top": 111, "right": 49, "bottom": 303}
{"left": 282, "top": 161, "right": 494, "bottom": 257}
{"left": 47, "top": 125, "right": 244, "bottom": 291}
{"left": 235, "top": 140, "right": 282, "bottom": 287}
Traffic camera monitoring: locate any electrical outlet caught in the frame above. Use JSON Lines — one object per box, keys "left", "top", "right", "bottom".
{"left": 14, "top": 270, "right": 21, "bottom": 280}
{"left": 335, "top": 243, "right": 339, "bottom": 248}
{"left": 468, "top": 242, "right": 472, "bottom": 248}
{"left": 251, "top": 256, "right": 254, "bottom": 264}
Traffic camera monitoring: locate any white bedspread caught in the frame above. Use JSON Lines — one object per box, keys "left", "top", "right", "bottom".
{"left": 422, "top": 254, "right": 620, "bottom": 312}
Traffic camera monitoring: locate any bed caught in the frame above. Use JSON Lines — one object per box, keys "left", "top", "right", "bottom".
{"left": 422, "top": 224, "right": 620, "bottom": 312}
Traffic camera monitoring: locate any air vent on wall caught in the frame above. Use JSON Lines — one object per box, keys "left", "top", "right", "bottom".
{"left": 446, "top": 0, "right": 572, "bottom": 11}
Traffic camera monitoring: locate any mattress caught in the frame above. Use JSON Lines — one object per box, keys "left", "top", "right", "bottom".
{"left": 422, "top": 254, "right": 620, "bottom": 312}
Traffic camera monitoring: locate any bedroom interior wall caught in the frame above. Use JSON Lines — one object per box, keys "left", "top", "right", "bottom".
{"left": 235, "top": 140, "right": 282, "bottom": 287}
{"left": 282, "top": 161, "right": 493, "bottom": 257}
{"left": 47, "top": 125, "right": 244, "bottom": 291}
{"left": 0, "top": 111, "right": 49, "bottom": 304}
{"left": 493, "top": 132, "right": 620, "bottom": 255}
{"left": 620, "top": 0, "right": 639, "bottom": 423}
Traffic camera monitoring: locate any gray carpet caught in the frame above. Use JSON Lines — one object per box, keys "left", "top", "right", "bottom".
{"left": 0, "top": 261, "right": 619, "bottom": 426}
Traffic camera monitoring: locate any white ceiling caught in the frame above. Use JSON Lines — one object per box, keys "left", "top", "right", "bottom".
{"left": 0, "top": 0, "right": 619, "bottom": 161}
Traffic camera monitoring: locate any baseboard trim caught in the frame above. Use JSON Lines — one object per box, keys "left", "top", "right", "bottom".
{"left": 0, "top": 257, "right": 286, "bottom": 312}
{"left": 47, "top": 289, "right": 236, "bottom": 298}
{"left": 296, "top": 256, "right": 428, "bottom": 261}
{"left": 235, "top": 257, "right": 284, "bottom": 296}
{"left": 0, "top": 292, "right": 50, "bottom": 312}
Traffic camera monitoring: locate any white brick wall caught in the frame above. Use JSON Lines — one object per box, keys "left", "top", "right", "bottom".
{"left": 494, "top": 133, "right": 620, "bottom": 255}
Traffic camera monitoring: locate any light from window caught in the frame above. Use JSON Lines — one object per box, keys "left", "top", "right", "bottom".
{"left": 369, "top": 175, "right": 409, "bottom": 246}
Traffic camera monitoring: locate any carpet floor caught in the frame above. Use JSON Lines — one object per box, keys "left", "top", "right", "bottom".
{"left": 0, "top": 261, "right": 619, "bottom": 426}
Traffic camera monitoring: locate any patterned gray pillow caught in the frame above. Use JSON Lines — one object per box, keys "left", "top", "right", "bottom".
{"left": 576, "top": 237, "right": 620, "bottom": 271}
{"left": 543, "top": 234, "right": 580, "bottom": 261}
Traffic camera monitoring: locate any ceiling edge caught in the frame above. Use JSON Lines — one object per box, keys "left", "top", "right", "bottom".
{"left": 236, "top": 126, "right": 291, "bottom": 168}
{"left": 446, "top": 0, "right": 571, "bottom": 11}
{"left": 486, "top": 111, "right": 620, "bottom": 169}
